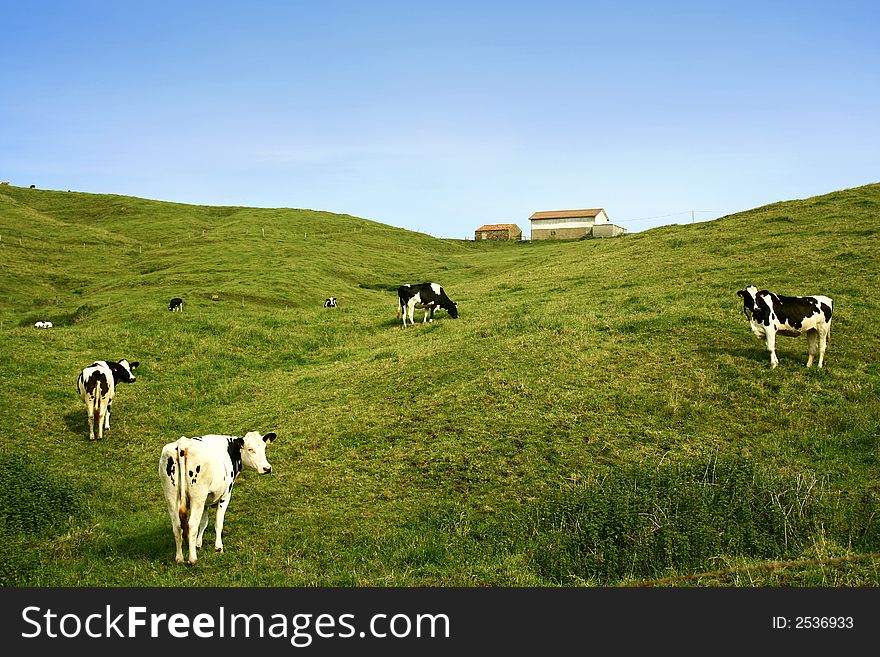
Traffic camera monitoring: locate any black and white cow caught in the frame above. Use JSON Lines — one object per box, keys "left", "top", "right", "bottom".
{"left": 324, "top": 297, "right": 337, "bottom": 308}
{"left": 76, "top": 359, "right": 139, "bottom": 440}
{"left": 397, "top": 282, "right": 459, "bottom": 327}
{"left": 737, "top": 285, "right": 833, "bottom": 369}
{"left": 159, "top": 430, "right": 277, "bottom": 564}
{"left": 168, "top": 297, "right": 184, "bottom": 312}
{"left": 34, "top": 320, "right": 53, "bottom": 328}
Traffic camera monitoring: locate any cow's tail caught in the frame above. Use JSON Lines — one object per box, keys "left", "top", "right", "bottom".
{"left": 176, "top": 439, "right": 190, "bottom": 541}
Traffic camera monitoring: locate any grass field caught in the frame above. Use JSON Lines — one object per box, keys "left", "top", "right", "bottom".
{"left": 1, "top": 182, "right": 878, "bottom": 587}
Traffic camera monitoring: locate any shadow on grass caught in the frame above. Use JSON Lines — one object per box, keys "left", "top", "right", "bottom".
{"left": 704, "top": 345, "right": 769, "bottom": 364}
{"left": 112, "top": 524, "right": 173, "bottom": 561}
{"left": 63, "top": 409, "right": 86, "bottom": 436}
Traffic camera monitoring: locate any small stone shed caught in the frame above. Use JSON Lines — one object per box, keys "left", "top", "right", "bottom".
{"left": 474, "top": 223, "right": 523, "bottom": 241}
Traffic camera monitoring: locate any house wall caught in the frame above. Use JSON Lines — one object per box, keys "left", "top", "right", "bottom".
{"left": 531, "top": 226, "right": 591, "bottom": 240}
{"left": 476, "top": 229, "right": 508, "bottom": 240}
{"left": 475, "top": 227, "right": 523, "bottom": 241}
{"left": 592, "top": 223, "right": 626, "bottom": 238}
{"left": 530, "top": 212, "right": 621, "bottom": 240}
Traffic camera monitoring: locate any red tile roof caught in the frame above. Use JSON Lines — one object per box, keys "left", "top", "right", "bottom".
{"left": 476, "top": 224, "right": 520, "bottom": 231}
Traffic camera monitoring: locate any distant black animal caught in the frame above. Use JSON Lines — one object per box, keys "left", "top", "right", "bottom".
{"left": 29, "top": 184, "right": 36, "bottom": 189}
{"left": 324, "top": 297, "right": 337, "bottom": 308}
{"left": 397, "top": 282, "right": 459, "bottom": 327}
{"left": 737, "top": 285, "right": 833, "bottom": 368}
{"left": 168, "top": 298, "right": 183, "bottom": 312}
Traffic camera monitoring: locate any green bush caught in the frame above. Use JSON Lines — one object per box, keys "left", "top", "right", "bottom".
{"left": 0, "top": 455, "right": 85, "bottom": 586}
{"left": 0, "top": 454, "right": 83, "bottom": 536}
{"left": 524, "top": 457, "right": 880, "bottom": 584}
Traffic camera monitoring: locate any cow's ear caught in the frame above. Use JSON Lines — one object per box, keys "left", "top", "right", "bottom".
{"left": 263, "top": 432, "right": 277, "bottom": 444}
{"left": 736, "top": 290, "right": 745, "bottom": 298}
{"left": 130, "top": 361, "right": 140, "bottom": 369}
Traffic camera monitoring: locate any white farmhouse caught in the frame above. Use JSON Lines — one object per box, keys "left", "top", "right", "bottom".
{"left": 529, "top": 208, "right": 625, "bottom": 240}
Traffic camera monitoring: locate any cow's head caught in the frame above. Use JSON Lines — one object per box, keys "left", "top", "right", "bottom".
{"left": 736, "top": 285, "right": 759, "bottom": 319}
{"left": 240, "top": 430, "right": 277, "bottom": 474}
{"left": 446, "top": 301, "right": 459, "bottom": 319}
{"left": 114, "top": 359, "right": 140, "bottom": 383}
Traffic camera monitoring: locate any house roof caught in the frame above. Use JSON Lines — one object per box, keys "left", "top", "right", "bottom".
{"left": 529, "top": 209, "right": 605, "bottom": 220}
{"left": 475, "top": 223, "right": 521, "bottom": 231}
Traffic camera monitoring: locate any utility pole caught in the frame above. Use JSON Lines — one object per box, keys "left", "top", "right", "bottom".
{"left": 691, "top": 210, "right": 695, "bottom": 224}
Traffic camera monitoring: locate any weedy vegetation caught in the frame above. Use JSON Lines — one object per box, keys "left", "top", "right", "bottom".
{"left": 1, "top": 183, "right": 878, "bottom": 586}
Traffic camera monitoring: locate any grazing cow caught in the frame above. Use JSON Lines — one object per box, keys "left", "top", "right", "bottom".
{"left": 34, "top": 320, "right": 53, "bottom": 328}
{"left": 29, "top": 184, "right": 36, "bottom": 189}
{"left": 168, "top": 297, "right": 184, "bottom": 312}
{"left": 397, "top": 282, "right": 459, "bottom": 327}
{"left": 324, "top": 297, "right": 337, "bottom": 308}
{"left": 159, "top": 430, "right": 277, "bottom": 564}
{"left": 737, "top": 285, "right": 833, "bottom": 368}
{"left": 76, "top": 359, "right": 139, "bottom": 440}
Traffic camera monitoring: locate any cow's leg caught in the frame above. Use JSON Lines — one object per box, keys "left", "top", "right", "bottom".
{"left": 85, "top": 397, "right": 96, "bottom": 441}
{"left": 104, "top": 397, "right": 112, "bottom": 431}
{"left": 163, "top": 489, "right": 185, "bottom": 563}
{"left": 766, "top": 331, "right": 779, "bottom": 368}
{"left": 213, "top": 497, "right": 232, "bottom": 553}
{"left": 195, "top": 506, "right": 211, "bottom": 548}
{"left": 806, "top": 329, "right": 818, "bottom": 368}
{"left": 406, "top": 300, "right": 416, "bottom": 327}
{"left": 173, "top": 517, "right": 185, "bottom": 563}
{"left": 96, "top": 398, "right": 107, "bottom": 439}
{"left": 817, "top": 326, "right": 829, "bottom": 368}
{"left": 186, "top": 498, "right": 207, "bottom": 564}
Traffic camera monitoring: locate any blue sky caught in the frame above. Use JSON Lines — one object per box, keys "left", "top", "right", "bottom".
{"left": 2, "top": 0, "right": 878, "bottom": 237}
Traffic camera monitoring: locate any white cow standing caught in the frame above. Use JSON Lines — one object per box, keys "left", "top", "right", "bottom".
{"left": 396, "top": 282, "right": 459, "bottom": 327}
{"left": 737, "top": 285, "right": 834, "bottom": 368}
{"left": 159, "top": 431, "right": 277, "bottom": 564}
{"left": 76, "top": 359, "right": 139, "bottom": 440}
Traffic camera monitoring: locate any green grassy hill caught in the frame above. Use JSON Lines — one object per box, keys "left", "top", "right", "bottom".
{"left": 1, "top": 182, "right": 878, "bottom": 586}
